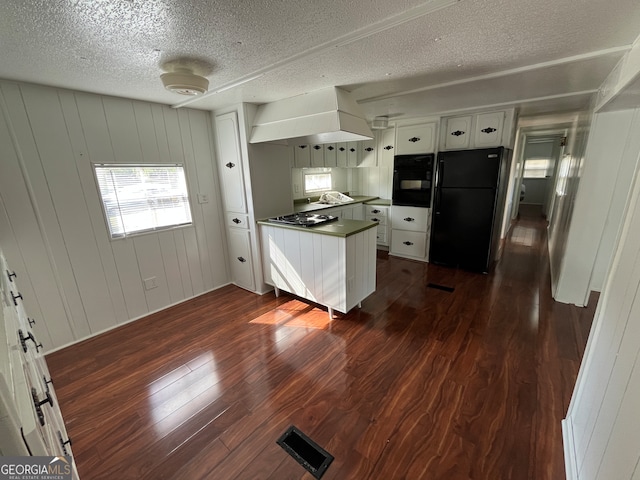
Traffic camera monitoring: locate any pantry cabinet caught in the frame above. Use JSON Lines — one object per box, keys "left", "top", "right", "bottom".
{"left": 216, "top": 112, "right": 248, "bottom": 213}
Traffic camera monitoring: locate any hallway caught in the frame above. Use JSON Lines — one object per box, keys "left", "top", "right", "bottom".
{"left": 47, "top": 216, "right": 597, "bottom": 479}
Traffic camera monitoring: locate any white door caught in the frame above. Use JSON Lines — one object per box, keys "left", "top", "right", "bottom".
{"left": 215, "top": 112, "right": 247, "bottom": 213}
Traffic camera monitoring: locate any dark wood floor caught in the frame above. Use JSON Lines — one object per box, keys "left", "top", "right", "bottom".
{"left": 47, "top": 215, "right": 597, "bottom": 480}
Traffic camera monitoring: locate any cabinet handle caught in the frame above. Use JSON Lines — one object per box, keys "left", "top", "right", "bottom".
{"left": 383, "top": 145, "right": 394, "bottom": 150}
{"left": 339, "top": 147, "right": 346, "bottom": 152}
{"left": 11, "top": 291, "right": 23, "bottom": 306}
{"left": 28, "top": 317, "right": 36, "bottom": 327}
{"left": 237, "top": 256, "right": 246, "bottom": 263}
{"left": 298, "top": 145, "right": 308, "bottom": 149}
{"left": 408, "top": 137, "right": 421, "bottom": 143}
{"left": 57, "top": 431, "right": 73, "bottom": 455}
{"left": 349, "top": 148, "right": 356, "bottom": 152}
{"left": 451, "top": 130, "right": 465, "bottom": 136}
{"left": 403, "top": 217, "right": 415, "bottom": 222}
{"left": 403, "top": 241, "right": 414, "bottom": 246}
{"left": 313, "top": 145, "right": 322, "bottom": 150}
{"left": 364, "top": 147, "right": 374, "bottom": 152}
{"left": 43, "top": 376, "right": 54, "bottom": 391}
{"left": 371, "top": 218, "right": 379, "bottom": 222}
{"left": 31, "top": 387, "right": 53, "bottom": 426}
{"left": 481, "top": 127, "right": 497, "bottom": 134}
{"left": 232, "top": 218, "right": 241, "bottom": 224}
{"left": 19, "top": 329, "right": 43, "bottom": 353}
{"left": 327, "top": 146, "right": 335, "bottom": 151}
{"left": 6, "top": 270, "right": 16, "bottom": 282}
{"left": 372, "top": 209, "right": 381, "bottom": 214}
{"left": 225, "top": 162, "right": 236, "bottom": 169}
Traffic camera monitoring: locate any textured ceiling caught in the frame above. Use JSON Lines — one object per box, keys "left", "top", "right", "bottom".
{"left": 1, "top": 0, "right": 639, "bottom": 119}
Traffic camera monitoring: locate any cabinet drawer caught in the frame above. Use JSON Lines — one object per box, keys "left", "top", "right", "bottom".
{"left": 390, "top": 230, "right": 427, "bottom": 259}
{"left": 226, "top": 213, "right": 250, "bottom": 229}
{"left": 365, "top": 205, "right": 388, "bottom": 217}
{"left": 390, "top": 206, "right": 428, "bottom": 232}
{"left": 366, "top": 214, "right": 387, "bottom": 226}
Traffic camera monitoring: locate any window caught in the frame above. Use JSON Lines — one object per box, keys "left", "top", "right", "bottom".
{"left": 523, "top": 158, "right": 552, "bottom": 178}
{"left": 94, "top": 164, "right": 192, "bottom": 239}
{"left": 304, "top": 172, "right": 332, "bottom": 194}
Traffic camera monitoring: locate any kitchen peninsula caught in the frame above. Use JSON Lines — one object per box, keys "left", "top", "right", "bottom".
{"left": 258, "top": 217, "right": 377, "bottom": 318}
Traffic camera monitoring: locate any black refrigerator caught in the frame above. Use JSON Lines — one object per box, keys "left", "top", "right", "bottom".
{"left": 429, "top": 147, "right": 512, "bottom": 273}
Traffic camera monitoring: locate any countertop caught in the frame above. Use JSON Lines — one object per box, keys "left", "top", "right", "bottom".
{"left": 293, "top": 196, "right": 388, "bottom": 213}
{"left": 257, "top": 218, "right": 378, "bottom": 238}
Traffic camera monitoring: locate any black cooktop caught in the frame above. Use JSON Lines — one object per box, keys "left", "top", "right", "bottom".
{"left": 268, "top": 213, "right": 339, "bottom": 227}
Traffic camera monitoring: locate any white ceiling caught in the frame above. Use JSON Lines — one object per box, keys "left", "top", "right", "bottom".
{"left": 1, "top": 0, "right": 639, "bottom": 120}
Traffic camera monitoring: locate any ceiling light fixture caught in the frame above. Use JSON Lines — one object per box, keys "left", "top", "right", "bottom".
{"left": 161, "top": 68, "right": 209, "bottom": 96}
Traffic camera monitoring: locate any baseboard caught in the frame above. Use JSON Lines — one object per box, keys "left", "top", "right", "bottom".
{"left": 562, "top": 417, "right": 578, "bottom": 480}
{"left": 44, "top": 283, "right": 232, "bottom": 355}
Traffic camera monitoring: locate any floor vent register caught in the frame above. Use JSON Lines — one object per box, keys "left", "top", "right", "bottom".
{"left": 276, "top": 425, "right": 334, "bottom": 479}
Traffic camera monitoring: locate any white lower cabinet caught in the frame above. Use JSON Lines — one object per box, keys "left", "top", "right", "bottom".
{"left": 227, "top": 229, "right": 255, "bottom": 291}
{"left": 389, "top": 205, "right": 430, "bottom": 261}
{"left": 260, "top": 224, "right": 377, "bottom": 315}
{"left": 1, "top": 254, "right": 79, "bottom": 478}
{"left": 365, "top": 204, "right": 389, "bottom": 246}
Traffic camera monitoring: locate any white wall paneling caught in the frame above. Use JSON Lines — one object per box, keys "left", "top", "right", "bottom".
{"left": 554, "top": 109, "right": 640, "bottom": 305}
{"left": 0, "top": 81, "right": 229, "bottom": 350}
{"left": 563, "top": 139, "right": 640, "bottom": 479}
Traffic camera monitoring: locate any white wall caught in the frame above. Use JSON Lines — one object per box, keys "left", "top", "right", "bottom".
{"left": 0, "top": 81, "right": 229, "bottom": 351}
{"left": 563, "top": 140, "right": 640, "bottom": 479}
{"left": 554, "top": 109, "right": 640, "bottom": 305}
{"left": 291, "top": 167, "right": 354, "bottom": 200}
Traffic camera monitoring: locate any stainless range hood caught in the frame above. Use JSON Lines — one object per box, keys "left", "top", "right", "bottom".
{"left": 249, "top": 86, "right": 373, "bottom": 146}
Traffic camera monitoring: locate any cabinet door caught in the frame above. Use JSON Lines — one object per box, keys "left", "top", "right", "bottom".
{"left": 352, "top": 204, "right": 365, "bottom": 220}
{"left": 359, "top": 138, "right": 377, "bottom": 167}
{"left": 324, "top": 144, "right": 337, "bottom": 167}
{"left": 310, "top": 144, "right": 324, "bottom": 167}
{"left": 396, "top": 123, "right": 436, "bottom": 155}
{"left": 379, "top": 129, "right": 395, "bottom": 166}
{"left": 227, "top": 229, "right": 255, "bottom": 291}
{"left": 215, "top": 111, "right": 247, "bottom": 214}
{"left": 336, "top": 143, "right": 348, "bottom": 167}
{"left": 474, "top": 111, "right": 505, "bottom": 148}
{"left": 294, "top": 145, "right": 311, "bottom": 168}
{"left": 347, "top": 142, "right": 359, "bottom": 168}
{"left": 444, "top": 115, "right": 472, "bottom": 150}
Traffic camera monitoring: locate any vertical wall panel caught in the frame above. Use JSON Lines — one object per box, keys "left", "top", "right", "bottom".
{"left": 21, "top": 85, "right": 115, "bottom": 334}
{"left": 132, "top": 101, "right": 160, "bottom": 164}
{"left": 133, "top": 235, "right": 171, "bottom": 312}
{"left": 58, "top": 90, "right": 129, "bottom": 325}
{"left": 158, "top": 231, "right": 185, "bottom": 304}
{"left": 173, "top": 230, "right": 194, "bottom": 298}
{"left": 150, "top": 104, "right": 171, "bottom": 164}
{"left": 111, "top": 239, "right": 148, "bottom": 319}
{"left": 183, "top": 228, "right": 205, "bottom": 295}
{"left": 102, "top": 97, "right": 143, "bottom": 164}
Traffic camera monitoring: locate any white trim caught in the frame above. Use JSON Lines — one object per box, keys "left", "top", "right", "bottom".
{"left": 358, "top": 46, "right": 630, "bottom": 104}
{"left": 562, "top": 417, "right": 579, "bottom": 480}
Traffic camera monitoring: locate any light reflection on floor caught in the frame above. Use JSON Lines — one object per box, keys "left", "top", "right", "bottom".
{"left": 250, "top": 299, "right": 331, "bottom": 330}
{"left": 511, "top": 225, "right": 537, "bottom": 246}
{"left": 148, "top": 352, "right": 221, "bottom": 436}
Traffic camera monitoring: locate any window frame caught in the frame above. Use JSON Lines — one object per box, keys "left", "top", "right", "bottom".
{"left": 92, "top": 163, "right": 194, "bottom": 240}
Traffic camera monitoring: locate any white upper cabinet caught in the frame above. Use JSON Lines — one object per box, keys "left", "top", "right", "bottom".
{"left": 379, "top": 128, "right": 396, "bottom": 167}
{"left": 310, "top": 144, "right": 324, "bottom": 167}
{"left": 347, "top": 142, "right": 359, "bottom": 167}
{"left": 441, "top": 109, "right": 515, "bottom": 151}
{"left": 359, "top": 137, "right": 377, "bottom": 167}
{"left": 294, "top": 144, "right": 311, "bottom": 167}
{"left": 336, "top": 142, "right": 348, "bottom": 167}
{"left": 473, "top": 111, "right": 505, "bottom": 148}
{"left": 215, "top": 111, "right": 247, "bottom": 214}
{"left": 443, "top": 115, "right": 473, "bottom": 150}
{"left": 396, "top": 123, "right": 436, "bottom": 155}
{"left": 324, "top": 143, "right": 337, "bottom": 167}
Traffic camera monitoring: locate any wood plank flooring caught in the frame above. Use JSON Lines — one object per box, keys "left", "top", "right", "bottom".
{"left": 46, "top": 216, "right": 597, "bottom": 479}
